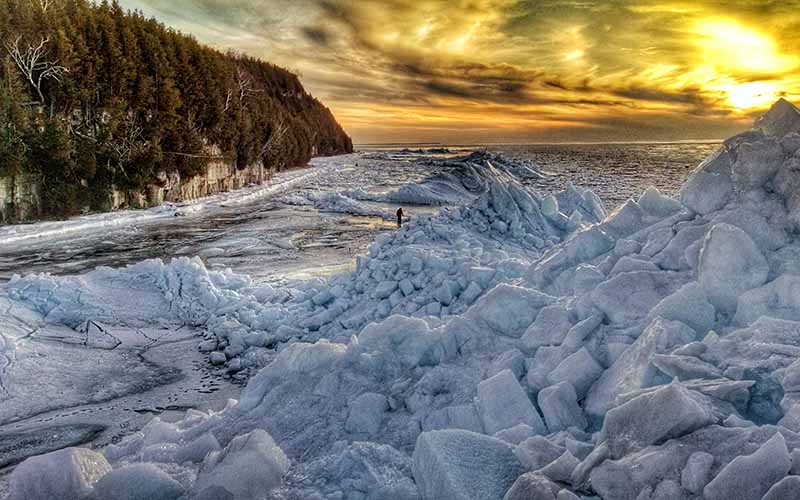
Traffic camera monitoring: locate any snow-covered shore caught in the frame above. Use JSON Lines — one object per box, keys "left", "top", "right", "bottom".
{"left": 0, "top": 157, "right": 348, "bottom": 248}
{"left": 5, "top": 99, "right": 800, "bottom": 500}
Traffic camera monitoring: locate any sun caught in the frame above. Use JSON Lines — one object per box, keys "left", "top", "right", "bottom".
{"left": 694, "top": 19, "right": 797, "bottom": 75}
{"left": 725, "top": 82, "right": 778, "bottom": 110}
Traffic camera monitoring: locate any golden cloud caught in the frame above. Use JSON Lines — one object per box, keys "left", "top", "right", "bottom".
{"left": 119, "top": 0, "right": 800, "bottom": 143}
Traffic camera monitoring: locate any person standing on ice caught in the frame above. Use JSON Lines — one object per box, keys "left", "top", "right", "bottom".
{"left": 396, "top": 207, "right": 404, "bottom": 228}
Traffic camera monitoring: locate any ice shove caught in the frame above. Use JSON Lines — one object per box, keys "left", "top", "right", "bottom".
{"left": 7, "top": 99, "right": 800, "bottom": 499}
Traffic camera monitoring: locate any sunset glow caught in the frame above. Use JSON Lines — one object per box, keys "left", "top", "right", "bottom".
{"left": 118, "top": 0, "right": 800, "bottom": 143}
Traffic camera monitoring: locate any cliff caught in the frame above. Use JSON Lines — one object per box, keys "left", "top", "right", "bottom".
{"left": 0, "top": 0, "right": 352, "bottom": 223}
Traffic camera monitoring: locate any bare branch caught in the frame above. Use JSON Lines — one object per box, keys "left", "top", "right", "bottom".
{"left": 4, "top": 36, "right": 69, "bottom": 104}
{"left": 223, "top": 88, "right": 233, "bottom": 113}
{"left": 235, "top": 66, "right": 262, "bottom": 103}
{"left": 31, "top": 0, "right": 55, "bottom": 12}
{"left": 260, "top": 117, "right": 289, "bottom": 159}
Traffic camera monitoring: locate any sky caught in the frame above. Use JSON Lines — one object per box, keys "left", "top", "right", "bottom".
{"left": 118, "top": 0, "right": 800, "bottom": 144}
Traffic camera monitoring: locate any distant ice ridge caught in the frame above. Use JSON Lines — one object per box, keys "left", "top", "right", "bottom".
{"left": 279, "top": 191, "right": 393, "bottom": 219}
{"left": 7, "top": 99, "right": 800, "bottom": 500}
{"left": 349, "top": 151, "right": 554, "bottom": 206}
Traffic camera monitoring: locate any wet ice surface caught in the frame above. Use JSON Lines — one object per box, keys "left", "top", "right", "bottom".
{"left": 0, "top": 143, "right": 718, "bottom": 493}
{"left": 0, "top": 144, "right": 718, "bottom": 282}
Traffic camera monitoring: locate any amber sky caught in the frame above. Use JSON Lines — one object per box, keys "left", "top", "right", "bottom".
{"left": 118, "top": 0, "right": 800, "bottom": 144}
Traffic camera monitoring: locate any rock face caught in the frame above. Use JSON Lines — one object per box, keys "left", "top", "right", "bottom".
{"left": 0, "top": 155, "right": 270, "bottom": 223}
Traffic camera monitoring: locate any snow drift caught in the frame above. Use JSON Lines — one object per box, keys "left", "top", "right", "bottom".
{"left": 6, "top": 98, "right": 800, "bottom": 500}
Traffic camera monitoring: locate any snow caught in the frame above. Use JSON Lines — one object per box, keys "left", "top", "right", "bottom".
{"left": 5, "top": 99, "right": 800, "bottom": 500}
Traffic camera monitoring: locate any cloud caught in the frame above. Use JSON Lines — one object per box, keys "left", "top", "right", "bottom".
{"left": 118, "top": 0, "right": 800, "bottom": 143}
{"left": 301, "top": 26, "right": 332, "bottom": 46}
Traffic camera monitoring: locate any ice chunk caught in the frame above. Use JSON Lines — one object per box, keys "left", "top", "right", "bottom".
{"left": 375, "top": 280, "right": 398, "bottom": 299}
{"left": 209, "top": 351, "right": 227, "bottom": 365}
{"left": 502, "top": 472, "right": 560, "bottom": 500}
{"left": 488, "top": 349, "right": 527, "bottom": 380}
{"left": 529, "top": 226, "right": 614, "bottom": 289}
{"left": 653, "top": 224, "right": 707, "bottom": 271}
{"left": 514, "top": 436, "right": 566, "bottom": 471}
{"left": 519, "top": 305, "right": 573, "bottom": 353}
{"left": 536, "top": 450, "right": 580, "bottom": 483}
{"left": 680, "top": 451, "right": 714, "bottom": 494}
{"left": 546, "top": 347, "right": 603, "bottom": 399}
{"left": 424, "top": 404, "right": 484, "bottom": 433}
{"left": 698, "top": 223, "right": 769, "bottom": 316}
{"left": 762, "top": 475, "right": 800, "bottom": 500}
{"left": 731, "top": 137, "right": 784, "bottom": 189}
{"left": 637, "top": 187, "right": 682, "bottom": 218}
{"left": 703, "top": 432, "right": 790, "bottom": 500}
{"left": 646, "top": 282, "right": 716, "bottom": 335}
{"left": 778, "top": 404, "right": 800, "bottom": 432}
{"left": 651, "top": 354, "right": 721, "bottom": 381}
{"left": 755, "top": 98, "right": 800, "bottom": 138}
{"left": 239, "top": 340, "right": 346, "bottom": 412}
{"left": 345, "top": 392, "right": 388, "bottom": 436}
{"left": 608, "top": 256, "right": 659, "bottom": 276}
{"left": 193, "top": 486, "right": 234, "bottom": 500}
{"left": 734, "top": 275, "right": 800, "bottom": 326}
{"left": 194, "top": 429, "right": 289, "bottom": 500}
{"left": 537, "top": 382, "right": 587, "bottom": 432}
{"left": 556, "top": 490, "right": 581, "bottom": 500}
{"left": 680, "top": 170, "right": 732, "bottom": 215}
{"left": 642, "top": 227, "right": 673, "bottom": 257}
{"left": 172, "top": 434, "right": 218, "bottom": 463}
{"left": 600, "top": 200, "right": 646, "bottom": 240}
{"left": 475, "top": 369, "right": 546, "bottom": 435}
{"left": 600, "top": 383, "right": 716, "bottom": 458}
{"left": 494, "top": 424, "right": 536, "bottom": 445}
{"left": 8, "top": 447, "right": 112, "bottom": 500}
{"left": 358, "top": 315, "right": 444, "bottom": 368}
{"left": 467, "top": 284, "right": 555, "bottom": 338}
{"left": 412, "top": 429, "right": 524, "bottom": 500}
{"left": 585, "top": 318, "right": 696, "bottom": 418}
{"left": 90, "top": 464, "right": 184, "bottom": 500}
{"left": 590, "top": 271, "right": 685, "bottom": 325}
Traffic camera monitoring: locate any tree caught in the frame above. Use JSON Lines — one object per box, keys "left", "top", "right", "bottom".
{"left": 4, "top": 36, "right": 68, "bottom": 104}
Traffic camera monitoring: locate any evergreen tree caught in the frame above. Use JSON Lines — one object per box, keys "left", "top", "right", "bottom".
{"left": 0, "top": 0, "right": 352, "bottom": 219}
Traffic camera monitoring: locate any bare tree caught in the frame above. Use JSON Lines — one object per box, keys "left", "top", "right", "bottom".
{"left": 260, "top": 117, "right": 289, "bottom": 160}
{"left": 110, "top": 114, "right": 144, "bottom": 177}
{"left": 4, "top": 36, "right": 69, "bottom": 104}
{"left": 235, "top": 67, "right": 262, "bottom": 103}
{"left": 223, "top": 87, "right": 234, "bottom": 112}
{"left": 31, "top": 0, "right": 55, "bottom": 12}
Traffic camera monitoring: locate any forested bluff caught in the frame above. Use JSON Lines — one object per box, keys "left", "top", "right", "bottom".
{"left": 0, "top": 0, "right": 353, "bottom": 223}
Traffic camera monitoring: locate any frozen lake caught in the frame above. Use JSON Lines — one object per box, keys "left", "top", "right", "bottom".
{"left": 0, "top": 142, "right": 718, "bottom": 281}
{"left": 0, "top": 143, "right": 718, "bottom": 484}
